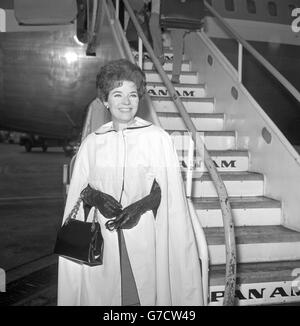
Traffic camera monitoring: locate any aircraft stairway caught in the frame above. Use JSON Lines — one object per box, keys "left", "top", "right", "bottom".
{"left": 140, "top": 47, "right": 300, "bottom": 306}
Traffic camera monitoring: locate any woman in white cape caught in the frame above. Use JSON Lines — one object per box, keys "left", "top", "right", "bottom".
{"left": 57, "top": 59, "right": 203, "bottom": 306}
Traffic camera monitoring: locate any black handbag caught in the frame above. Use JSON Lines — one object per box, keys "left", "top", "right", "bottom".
{"left": 54, "top": 198, "right": 104, "bottom": 266}
{"left": 160, "top": 0, "right": 205, "bottom": 30}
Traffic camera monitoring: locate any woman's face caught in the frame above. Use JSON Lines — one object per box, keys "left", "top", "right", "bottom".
{"left": 104, "top": 80, "right": 139, "bottom": 126}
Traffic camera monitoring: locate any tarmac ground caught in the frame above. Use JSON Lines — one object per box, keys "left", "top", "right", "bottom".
{"left": 0, "top": 143, "right": 70, "bottom": 305}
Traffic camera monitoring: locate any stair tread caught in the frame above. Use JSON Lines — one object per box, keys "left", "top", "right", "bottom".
{"left": 158, "top": 112, "right": 223, "bottom": 118}
{"left": 144, "top": 69, "right": 197, "bottom": 75}
{"left": 152, "top": 96, "right": 213, "bottom": 102}
{"left": 147, "top": 81, "right": 205, "bottom": 88}
{"left": 210, "top": 260, "right": 300, "bottom": 285}
{"left": 192, "top": 196, "right": 281, "bottom": 209}
{"left": 182, "top": 171, "right": 264, "bottom": 181}
{"left": 144, "top": 58, "right": 190, "bottom": 64}
{"left": 139, "top": 46, "right": 173, "bottom": 53}
{"left": 204, "top": 225, "right": 300, "bottom": 245}
{"left": 179, "top": 149, "right": 248, "bottom": 156}
{"left": 166, "top": 129, "right": 235, "bottom": 135}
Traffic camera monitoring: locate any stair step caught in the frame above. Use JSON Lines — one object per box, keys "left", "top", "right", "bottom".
{"left": 167, "top": 130, "right": 236, "bottom": 150}
{"left": 145, "top": 70, "right": 199, "bottom": 83}
{"left": 182, "top": 171, "right": 264, "bottom": 197}
{"left": 178, "top": 150, "right": 249, "bottom": 172}
{"left": 162, "top": 52, "right": 189, "bottom": 61}
{"left": 209, "top": 260, "right": 300, "bottom": 305}
{"left": 135, "top": 50, "right": 188, "bottom": 62}
{"left": 147, "top": 81, "right": 206, "bottom": 98}
{"left": 143, "top": 59, "right": 190, "bottom": 71}
{"left": 157, "top": 112, "right": 224, "bottom": 131}
{"left": 210, "top": 260, "right": 300, "bottom": 286}
{"left": 152, "top": 96, "right": 214, "bottom": 113}
{"left": 204, "top": 225, "right": 300, "bottom": 264}
{"left": 192, "top": 196, "right": 281, "bottom": 227}
{"left": 163, "top": 46, "right": 173, "bottom": 52}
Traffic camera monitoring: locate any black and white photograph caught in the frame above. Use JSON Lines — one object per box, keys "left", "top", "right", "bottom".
{"left": 0, "top": 0, "right": 300, "bottom": 312}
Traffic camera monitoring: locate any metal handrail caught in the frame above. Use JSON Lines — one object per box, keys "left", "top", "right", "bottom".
{"left": 121, "top": 0, "right": 236, "bottom": 305}
{"left": 204, "top": 0, "right": 300, "bottom": 103}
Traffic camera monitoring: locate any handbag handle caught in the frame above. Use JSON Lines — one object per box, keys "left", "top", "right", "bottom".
{"left": 64, "top": 197, "right": 99, "bottom": 228}
{"left": 64, "top": 197, "right": 82, "bottom": 225}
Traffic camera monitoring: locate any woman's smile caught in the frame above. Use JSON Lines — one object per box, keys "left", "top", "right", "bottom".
{"left": 104, "top": 80, "right": 139, "bottom": 129}
{"left": 119, "top": 107, "right": 132, "bottom": 112}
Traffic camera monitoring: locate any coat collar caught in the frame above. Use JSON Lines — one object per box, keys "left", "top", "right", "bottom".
{"left": 94, "top": 117, "right": 152, "bottom": 135}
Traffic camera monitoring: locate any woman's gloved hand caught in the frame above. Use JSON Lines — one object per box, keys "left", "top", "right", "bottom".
{"left": 108, "top": 199, "right": 146, "bottom": 230}
{"left": 106, "top": 179, "right": 161, "bottom": 230}
{"left": 80, "top": 184, "right": 122, "bottom": 219}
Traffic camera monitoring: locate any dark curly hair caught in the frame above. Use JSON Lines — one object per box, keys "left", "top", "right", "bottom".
{"left": 96, "top": 59, "right": 146, "bottom": 101}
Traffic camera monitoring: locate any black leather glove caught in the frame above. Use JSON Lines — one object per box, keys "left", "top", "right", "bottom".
{"left": 106, "top": 179, "right": 161, "bottom": 230}
{"left": 80, "top": 184, "right": 122, "bottom": 219}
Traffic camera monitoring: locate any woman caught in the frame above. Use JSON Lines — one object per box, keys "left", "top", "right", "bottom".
{"left": 57, "top": 59, "right": 203, "bottom": 306}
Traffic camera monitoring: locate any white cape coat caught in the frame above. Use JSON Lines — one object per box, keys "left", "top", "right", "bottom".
{"left": 57, "top": 117, "right": 203, "bottom": 306}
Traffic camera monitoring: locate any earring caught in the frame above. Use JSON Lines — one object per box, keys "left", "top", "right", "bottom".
{"left": 105, "top": 105, "right": 109, "bottom": 110}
